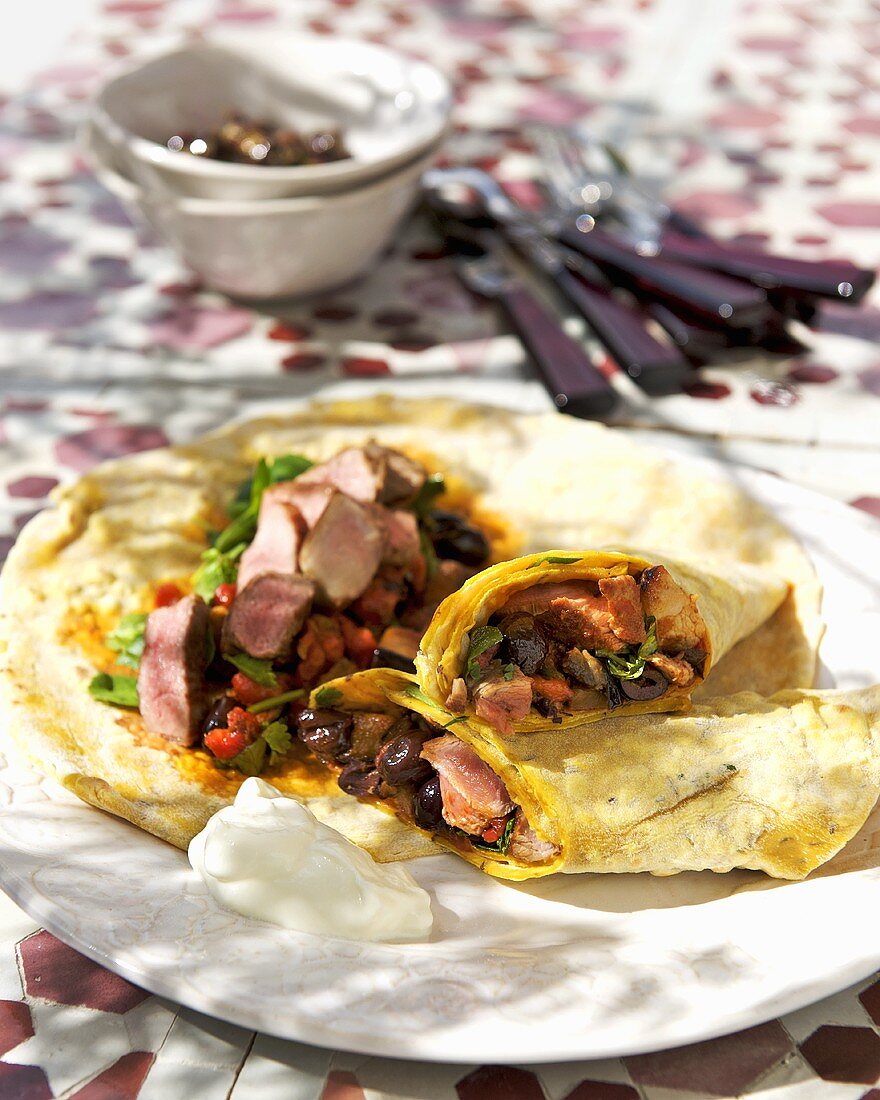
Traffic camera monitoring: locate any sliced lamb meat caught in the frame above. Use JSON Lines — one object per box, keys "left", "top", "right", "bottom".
{"left": 506, "top": 810, "right": 558, "bottom": 864}
{"left": 295, "top": 444, "right": 425, "bottom": 506}
{"left": 377, "top": 508, "right": 420, "bottom": 565}
{"left": 472, "top": 666, "right": 533, "bottom": 736}
{"left": 597, "top": 575, "right": 646, "bottom": 645}
{"left": 445, "top": 676, "right": 468, "bottom": 713}
{"left": 640, "top": 565, "right": 705, "bottom": 652}
{"left": 376, "top": 445, "right": 426, "bottom": 505}
{"left": 562, "top": 647, "right": 606, "bottom": 690}
{"left": 236, "top": 488, "right": 306, "bottom": 591}
{"left": 299, "top": 492, "right": 384, "bottom": 607}
{"left": 138, "top": 595, "right": 211, "bottom": 747}
{"left": 420, "top": 734, "right": 513, "bottom": 835}
{"left": 222, "top": 573, "right": 315, "bottom": 660}
{"left": 499, "top": 581, "right": 595, "bottom": 617}
{"left": 545, "top": 594, "right": 628, "bottom": 653}
{"left": 647, "top": 652, "right": 696, "bottom": 687}
{"left": 270, "top": 481, "right": 334, "bottom": 528}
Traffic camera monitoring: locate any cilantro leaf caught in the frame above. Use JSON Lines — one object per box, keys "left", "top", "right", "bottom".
{"left": 89, "top": 672, "right": 139, "bottom": 708}
{"left": 501, "top": 663, "right": 516, "bottom": 681}
{"left": 216, "top": 454, "right": 312, "bottom": 552}
{"left": 226, "top": 738, "right": 268, "bottom": 777}
{"left": 465, "top": 625, "right": 503, "bottom": 682}
{"left": 263, "top": 720, "right": 293, "bottom": 766}
{"left": 315, "top": 686, "right": 343, "bottom": 707}
{"left": 248, "top": 688, "right": 305, "bottom": 715}
{"left": 227, "top": 653, "right": 278, "bottom": 688}
{"left": 270, "top": 454, "right": 313, "bottom": 483}
{"left": 192, "top": 543, "right": 245, "bottom": 602}
{"left": 412, "top": 473, "right": 445, "bottom": 517}
{"left": 106, "top": 613, "right": 147, "bottom": 671}
{"left": 596, "top": 617, "right": 660, "bottom": 682}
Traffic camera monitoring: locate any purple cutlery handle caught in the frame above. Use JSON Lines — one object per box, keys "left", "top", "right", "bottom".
{"left": 559, "top": 225, "right": 772, "bottom": 328}
{"left": 555, "top": 266, "right": 690, "bottom": 395}
{"left": 499, "top": 284, "right": 619, "bottom": 418}
{"left": 659, "top": 228, "right": 876, "bottom": 303}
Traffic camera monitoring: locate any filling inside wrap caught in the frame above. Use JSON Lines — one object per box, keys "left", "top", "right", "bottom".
{"left": 449, "top": 566, "right": 709, "bottom": 735}
{"left": 292, "top": 697, "right": 559, "bottom": 866}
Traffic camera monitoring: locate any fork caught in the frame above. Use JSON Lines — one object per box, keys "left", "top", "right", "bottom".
{"left": 534, "top": 125, "right": 875, "bottom": 306}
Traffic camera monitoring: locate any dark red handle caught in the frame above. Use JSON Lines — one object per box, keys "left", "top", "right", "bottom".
{"left": 498, "top": 284, "right": 619, "bottom": 418}
{"left": 659, "top": 228, "right": 876, "bottom": 303}
{"left": 559, "top": 225, "right": 773, "bottom": 328}
{"left": 555, "top": 267, "right": 690, "bottom": 395}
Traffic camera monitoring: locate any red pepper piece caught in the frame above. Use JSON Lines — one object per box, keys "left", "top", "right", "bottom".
{"left": 204, "top": 726, "right": 249, "bottom": 760}
{"left": 154, "top": 582, "right": 183, "bottom": 608}
{"left": 213, "top": 583, "right": 237, "bottom": 607}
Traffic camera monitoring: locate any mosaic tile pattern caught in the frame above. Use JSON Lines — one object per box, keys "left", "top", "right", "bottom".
{"left": 1, "top": 0, "right": 880, "bottom": 1096}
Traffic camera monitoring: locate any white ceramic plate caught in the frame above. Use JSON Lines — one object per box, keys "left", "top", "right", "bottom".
{"left": 1, "top": 414, "right": 879, "bottom": 1064}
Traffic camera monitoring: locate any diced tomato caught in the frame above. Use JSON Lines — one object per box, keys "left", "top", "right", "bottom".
{"left": 154, "top": 582, "right": 183, "bottom": 608}
{"left": 339, "top": 616, "right": 377, "bottom": 668}
{"left": 227, "top": 706, "right": 264, "bottom": 743}
{"left": 204, "top": 726, "right": 249, "bottom": 760}
{"left": 350, "top": 567, "right": 406, "bottom": 627}
{"left": 408, "top": 551, "right": 427, "bottom": 596}
{"left": 213, "top": 583, "right": 237, "bottom": 607}
{"left": 529, "top": 676, "right": 573, "bottom": 705}
{"left": 230, "top": 671, "right": 292, "bottom": 707}
{"left": 295, "top": 615, "right": 345, "bottom": 686}
{"left": 481, "top": 817, "right": 507, "bottom": 843}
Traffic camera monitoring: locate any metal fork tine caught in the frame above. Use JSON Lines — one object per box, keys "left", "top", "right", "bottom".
{"left": 527, "top": 125, "right": 581, "bottom": 212}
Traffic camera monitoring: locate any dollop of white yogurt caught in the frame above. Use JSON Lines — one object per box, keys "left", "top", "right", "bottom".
{"left": 188, "top": 777, "right": 433, "bottom": 942}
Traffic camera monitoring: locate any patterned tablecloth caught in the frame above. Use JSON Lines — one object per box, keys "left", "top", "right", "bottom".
{"left": 2, "top": 0, "right": 880, "bottom": 1096}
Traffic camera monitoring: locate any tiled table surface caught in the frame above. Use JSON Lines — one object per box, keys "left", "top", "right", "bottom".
{"left": 2, "top": 0, "right": 880, "bottom": 1096}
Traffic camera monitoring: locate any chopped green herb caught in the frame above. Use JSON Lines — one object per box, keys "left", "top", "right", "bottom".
{"left": 227, "top": 653, "right": 278, "bottom": 688}
{"left": 465, "top": 624, "right": 503, "bottom": 682}
{"left": 527, "top": 554, "right": 583, "bottom": 568}
{"left": 106, "top": 613, "right": 147, "bottom": 671}
{"left": 248, "top": 689, "right": 305, "bottom": 715}
{"left": 473, "top": 815, "right": 517, "bottom": 854}
{"left": 412, "top": 473, "right": 445, "bottom": 517}
{"left": 418, "top": 526, "right": 439, "bottom": 581}
{"left": 596, "top": 618, "right": 659, "bottom": 681}
{"left": 315, "top": 686, "right": 343, "bottom": 707}
{"left": 225, "top": 738, "right": 267, "bottom": 777}
{"left": 404, "top": 685, "right": 439, "bottom": 708}
{"left": 502, "top": 663, "right": 516, "bottom": 681}
{"left": 263, "top": 721, "right": 293, "bottom": 766}
{"left": 88, "top": 672, "right": 139, "bottom": 708}
{"left": 217, "top": 454, "right": 313, "bottom": 551}
{"left": 192, "top": 543, "right": 245, "bottom": 602}
{"left": 442, "top": 715, "right": 469, "bottom": 728}
{"left": 725, "top": 763, "right": 738, "bottom": 772}
{"left": 269, "top": 454, "right": 313, "bottom": 484}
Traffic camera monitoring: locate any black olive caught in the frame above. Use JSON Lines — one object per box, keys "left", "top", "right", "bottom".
{"left": 338, "top": 762, "right": 382, "bottom": 797}
{"left": 426, "top": 510, "right": 490, "bottom": 566}
{"left": 295, "top": 707, "right": 353, "bottom": 762}
{"left": 376, "top": 735, "right": 433, "bottom": 786}
{"left": 683, "top": 648, "right": 707, "bottom": 676}
{"left": 619, "top": 667, "right": 669, "bottom": 701}
{"left": 498, "top": 613, "right": 548, "bottom": 675}
{"left": 414, "top": 776, "right": 444, "bottom": 830}
{"left": 370, "top": 646, "right": 416, "bottom": 674}
{"left": 202, "top": 695, "right": 236, "bottom": 735}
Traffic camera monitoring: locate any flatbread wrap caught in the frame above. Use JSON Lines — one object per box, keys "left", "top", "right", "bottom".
{"left": 0, "top": 396, "right": 824, "bottom": 857}
{"left": 416, "top": 550, "right": 790, "bottom": 735}
{"left": 298, "top": 668, "right": 880, "bottom": 882}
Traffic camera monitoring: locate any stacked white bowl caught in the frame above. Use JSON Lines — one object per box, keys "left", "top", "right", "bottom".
{"left": 85, "top": 33, "right": 452, "bottom": 299}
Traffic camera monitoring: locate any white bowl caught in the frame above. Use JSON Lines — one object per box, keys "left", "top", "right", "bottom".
{"left": 92, "top": 34, "right": 452, "bottom": 201}
{"left": 84, "top": 121, "right": 436, "bottom": 300}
